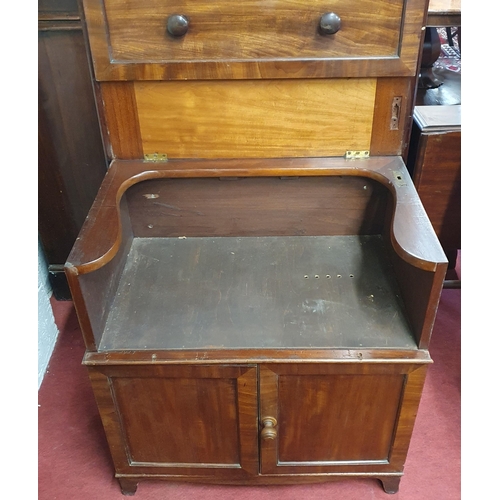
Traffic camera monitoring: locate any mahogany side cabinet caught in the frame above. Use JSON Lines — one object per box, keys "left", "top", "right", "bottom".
{"left": 407, "top": 105, "right": 461, "bottom": 269}
{"left": 65, "top": 0, "right": 447, "bottom": 495}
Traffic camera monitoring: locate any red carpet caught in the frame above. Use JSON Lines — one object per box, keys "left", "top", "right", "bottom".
{"left": 39, "top": 263, "right": 460, "bottom": 499}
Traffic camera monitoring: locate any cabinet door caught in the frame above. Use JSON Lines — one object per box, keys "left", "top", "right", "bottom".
{"left": 259, "top": 363, "right": 427, "bottom": 475}
{"left": 88, "top": 364, "right": 258, "bottom": 477}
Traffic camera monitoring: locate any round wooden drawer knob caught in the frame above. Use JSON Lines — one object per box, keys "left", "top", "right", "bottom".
{"left": 167, "top": 14, "right": 189, "bottom": 37}
{"left": 319, "top": 12, "right": 341, "bottom": 35}
{"left": 261, "top": 417, "right": 278, "bottom": 440}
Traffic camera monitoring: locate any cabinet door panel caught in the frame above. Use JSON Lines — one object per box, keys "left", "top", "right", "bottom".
{"left": 260, "top": 363, "right": 427, "bottom": 475}
{"left": 113, "top": 377, "right": 239, "bottom": 464}
{"left": 278, "top": 374, "right": 403, "bottom": 463}
{"left": 89, "top": 365, "right": 258, "bottom": 477}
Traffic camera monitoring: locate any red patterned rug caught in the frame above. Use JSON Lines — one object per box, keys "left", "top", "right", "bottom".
{"left": 435, "top": 27, "right": 461, "bottom": 73}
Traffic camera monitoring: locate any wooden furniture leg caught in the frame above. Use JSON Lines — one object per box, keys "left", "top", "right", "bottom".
{"left": 118, "top": 478, "right": 138, "bottom": 496}
{"left": 419, "top": 27, "right": 443, "bottom": 89}
{"left": 379, "top": 476, "right": 401, "bottom": 494}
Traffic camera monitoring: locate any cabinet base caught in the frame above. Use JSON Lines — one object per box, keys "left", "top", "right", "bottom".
{"left": 115, "top": 474, "right": 403, "bottom": 496}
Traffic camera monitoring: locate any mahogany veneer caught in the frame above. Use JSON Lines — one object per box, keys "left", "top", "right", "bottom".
{"left": 66, "top": 0, "right": 446, "bottom": 495}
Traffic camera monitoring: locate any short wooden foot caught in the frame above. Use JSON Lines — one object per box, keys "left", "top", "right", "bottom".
{"left": 118, "top": 478, "right": 138, "bottom": 496}
{"left": 379, "top": 477, "right": 401, "bottom": 494}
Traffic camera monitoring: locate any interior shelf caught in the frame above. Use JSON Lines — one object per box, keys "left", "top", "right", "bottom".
{"left": 99, "top": 235, "right": 416, "bottom": 351}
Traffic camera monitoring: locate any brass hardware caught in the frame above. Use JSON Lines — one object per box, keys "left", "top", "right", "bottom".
{"left": 345, "top": 150, "right": 370, "bottom": 159}
{"left": 144, "top": 153, "right": 168, "bottom": 162}
{"left": 261, "top": 417, "right": 278, "bottom": 440}
{"left": 319, "top": 12, "right": 341, "bottom": 35}
{"left": 167, "top": 14, "right": 189, "bottom": 37}
{"left": 390, "top": 96, "right": 402, "bottom": 130}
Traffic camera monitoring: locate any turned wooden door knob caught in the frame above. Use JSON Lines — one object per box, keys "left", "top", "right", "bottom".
{"left": 261, "top": 417, "right": 278, "bottom": 440}
{"left": 319, "top": 12, "right": 341, "bottom": 35}
{"left": 167, "top": 14, "right": 189, "bottom": 37}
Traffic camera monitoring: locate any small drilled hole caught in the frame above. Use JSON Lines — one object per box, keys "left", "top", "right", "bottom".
{"left": 326, "top": 274, "right": 331, "bottom": 279}
{"left": 304, "top": 275, "right": 309, "bottom": 279}
{"left": 349, "top": 274, "right": 354, "bottom": 278}
{"left": 315, "top": 275, "right": 320, "bottom": 279}
{"left": 337, "top": 274, "right": 342, "bottom": 278}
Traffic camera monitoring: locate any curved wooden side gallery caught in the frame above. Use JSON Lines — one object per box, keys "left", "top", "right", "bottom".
{"left": 66, "top": 0, "right": 447, "bottom": 495}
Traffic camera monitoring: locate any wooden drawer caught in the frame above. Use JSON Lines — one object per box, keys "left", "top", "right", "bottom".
{"left": 84, "top": 0, "right": 428, "bottom": 80}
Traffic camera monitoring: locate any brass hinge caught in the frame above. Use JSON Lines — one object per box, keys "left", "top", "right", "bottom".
{"left": 144, "top": 153, "right": 168, "bottom": 162}
{"left": 345, "top": 150, "right": 370, "bottom": 159}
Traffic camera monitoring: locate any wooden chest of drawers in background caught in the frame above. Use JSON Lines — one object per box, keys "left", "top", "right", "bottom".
{"left": 408, "top": 105, "right": 461, "bottom": 268}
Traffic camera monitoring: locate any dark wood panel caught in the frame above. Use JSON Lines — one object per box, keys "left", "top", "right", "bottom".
{"left": 125, "top": 176, "right": 389, "bottom": 237}
{"left": 74, "top": 199, "right": 134, "bottom": 350}
{"left": 99, "top": 82, "right": 143, "bottom": 159}
{"left": 38, "top": 0, "right": 79, "bottom": 18}
{"left": 278, "top": 373, "right": 404, "bottom": 462}
{"left": 370, "top": 78, "right": 413, "bottom": 156}
{"left": 113, "top": 377, "right": 240, "bottom": 464}
{"left": 88, "top": 365, "right": 258, "bottom": 476}
{"left": 84, "top": 348, "right": 432, "bottom": 366}
{"left": 99, "top": 235, "right": 415, "bottom": 351}
{"left": 38, "top": 93, "right": 75, "bottom": 266}
{"left": 65, "top": 157, "right": 447, "bottom": 278}
{"left": 38, "top": 27, "right": 107, "bottom": 266}
{"left": 386, "top": 243, "right": 447, "bottom": 350}
{"left": 259, "top": 363, "right": 427, "bottom": 476}
{"left": 410, "top": 131, "right": 461, "bottom": 252}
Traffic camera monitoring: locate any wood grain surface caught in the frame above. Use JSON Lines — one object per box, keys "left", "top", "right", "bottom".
{"left": 82, "top": 0, "right": 428, "bottom": 80}
{"left": 88, "top": 365, "right": 258, "bottom": 476}
{"left": 105, "top": 0, "right": 403, "bottom": 61}
{"left": 259, "top": 363, "right": 426, "bottom": 475}
{"left": 123, "top": 176, "right": 389, "bottom": 238}
{"left": 134, "top": 79, "right": 376, "bottom": 158}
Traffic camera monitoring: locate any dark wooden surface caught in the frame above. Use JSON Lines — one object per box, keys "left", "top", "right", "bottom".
{"left": 38, "top": 0, "right": 79, "bottom": 18}
{"left": 88, "top": 365, "right": 259, "bottom": 477}
{"left": 65, "top": 157, "right": 447, "bottom": 275}
{"left": 85, "top": 361, "right": 428, "bottom": 495}
{"left": 99, "top": 235, "right": 415, "bottom": 351}
{"left": 259, "top": 363, "right": 427, "bottom": 474}
{"left": 124, "top": 176, "right": 389, "bottom": 238}
{"left": 426, "top": 0, "right": 461, "bottom": 27}
{"left": 277, "top": 371, "right": 404, "bottom": 463}
{"left": 416, "top": 66, "right": 460, "bottom": 106}
{"left": 99, "top": 82, "right": 143, "bottom": 159}
{"left": 65, "top": 158, "right": 447, "bottom": 354}
{"left": 407, "top": 108, "right": 461, "bottom": 265}
{"left": 38, "top": 6, "right": 107, "bottom": 298}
